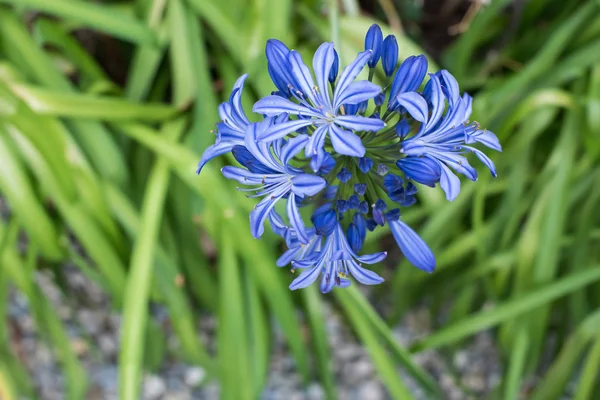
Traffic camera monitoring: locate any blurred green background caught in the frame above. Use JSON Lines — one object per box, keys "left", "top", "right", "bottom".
{"left": 1, "top": 0, "right": 600, "bottom": 399}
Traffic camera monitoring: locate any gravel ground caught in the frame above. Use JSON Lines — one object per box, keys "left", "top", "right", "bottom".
{"left": 5, "top": 264, "right": 502, "bottom": 400}
{"left": 2, "top": 193, "right": 502, "bottom": 400}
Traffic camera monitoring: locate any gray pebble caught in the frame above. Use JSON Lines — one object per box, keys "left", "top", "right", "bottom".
{"left": 184, "top": 366, "right": 206, "bottom": 387}
{"left": 143, "top": 374, "right": 167, "bottom": 400}
{"left": 356, "top": 381, "right": 386, "bottom": 400}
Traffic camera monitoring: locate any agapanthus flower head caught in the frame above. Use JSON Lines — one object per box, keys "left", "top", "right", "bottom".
{"left": 197, "top": 24, "right": 501, "bottom": 293}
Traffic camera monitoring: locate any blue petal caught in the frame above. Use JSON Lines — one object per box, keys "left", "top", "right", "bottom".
{"left": 396, "top": 92, "right": 428, "bottom": 123}
{"left": 335, "top": 81, "right": 382, "bottom": 108}
{"left": 305, "top": 124, "right": 328, "bottom": 158}
{"left": 253, "top": 95, "right": 322, "bottom": 118}
{"left": 290, "top": 266, "right": 321, "bottom": 290}
{"left": 266, "top": 39, "right": 296, "bottom": 95}
{"left": 231, "top": 145, "right": 277, "bottom": 174}
{"left": 229, "top": 74, "right": 250, "bottom": 124}
{"left": 280, "top": 134, "right": 309, "bottom": 166}
{"left": 335, "top": 115, "right": 385, "bottom": 132}
{"left": 389, "top": 220, "right": 436, "bottom": 272}
{"left": 355, "top": 251, "right": 387, "bottom": 264}
{"left": 470, "top": 129, "right": 502, "bottom": 152}
{"left": 277, "top": 247, "right": 299, "bottom": 267}
{"left": 197, "top": 141, "right": 236, "bottom": 174}
{"left": 347, "top": 261, "right": 384, "bottom": 285}
{"left": 287, "top": 193, "right": 309, "bottom": 244}
{"left": 333, "top": 50, "right": 372, "bottom": 108}
{"left": 291, "top": 174, "right": 326, "bottom": 197}
{"left": 289, "top": 50, "right": 317, "bottom": 104}
{"left": 320, "top": 262, "right": 336, "bottom": 293}
{"left": 423, "top": 74, "right": 445, "bottom": 131}
{"left": 439, "top": 162, "right": 461, "bottom": 201}
{"left": 250, "top": 189, "right": 287, "bottom": 239}
{"left": 464, "top": 146, "right": 497, "bottom": 177}
{"left": 312, "top": 42, "right": 335, "bottom": 107}
{"left": 258, "top": 119, "right": 314, "bottom": 142}
{"left": 329, "top": 123, "right": 366, "bottom": 157}
{"left": 245, "top": 123, "right": 283, "bottom": 171}
{"left": 221, "top": 166, "right": 273, "bottom": 185}
{"left": 438, "top": 70, "right": 460, "bottom": 106}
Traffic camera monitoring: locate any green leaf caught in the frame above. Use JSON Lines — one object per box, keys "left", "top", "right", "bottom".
{"left": 0, "top": 0, "right": 157, "bottom": 45}
{"left": 412, "top": 267, "right": 600, "bottom": 352}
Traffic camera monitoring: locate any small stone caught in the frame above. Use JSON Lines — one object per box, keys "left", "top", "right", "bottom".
{"left": 463, "top": 372, "right": 487, "bottom": 392}
{"left": 306, "top": 383, "right": 325, "bottom": 400}
{"left": 98, "top": 334, "right": 118, "bottom": 358}
{"left": 184, "top": 367, "right": 206, "bottom": 387}
{"left": 164, "top": 392, "right": 192, "bottom": 400}
{"left": 143, "top": 374, "right": 166, "bottom": 400}
{"left": 356, "top": 381, "right": 385, "bottom": 400}
{"left": 453, "top": 350, "right": 468, "bottom": 371}
{"left": 77, "top": 309, "right": 104, "bottom": 335}
{"left": 344, "top": 358, "right": 374, "bottom": 381}
{"left": 71, "top": 338, "right": 89, "bottom": 356}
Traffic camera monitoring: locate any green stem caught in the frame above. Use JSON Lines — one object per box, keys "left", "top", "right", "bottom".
{"left": 328, "top": 0, "right": 340, "bottom": 47}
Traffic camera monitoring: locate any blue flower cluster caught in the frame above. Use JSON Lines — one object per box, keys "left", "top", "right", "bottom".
{"left": 197, "top": 24, "right": 501, "bottom": 293}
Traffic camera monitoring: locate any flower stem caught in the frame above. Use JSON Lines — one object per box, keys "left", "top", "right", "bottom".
{"left": 328, "top": 0, "right": 340, "bottom": 48}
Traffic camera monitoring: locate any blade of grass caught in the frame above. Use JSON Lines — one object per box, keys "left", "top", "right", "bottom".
{"left": 302, "top": 285, "right": 337, "bottom": 400}
{"left": 411, "top": 267, "right": 600, "bottom": 352}
{"left": 7, "top": 83, "right": 179, "bottom": 120}
{"left": 337, "top": 289, "right": 414, "bottom": 400}
{"left": 119, "top": 117, "right": 186, "bottom": 400}
{"left": 218, "top": 219, "right": 252, "bottom": 400}
{"left": 0, "top": 0, "right": 157, "bottom": 45}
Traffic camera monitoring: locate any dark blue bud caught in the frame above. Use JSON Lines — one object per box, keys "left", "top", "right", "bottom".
{"left": 388, "top": 188, "right": 405, "bottom": 203}
{"left": 388, "top": 55, "right": 428, "bottom": 111}
{"left": 364, "top": 24, "right": 383, "bottom": 68}
{"left": 337, "top": 199, "right": 349, "bottom": 213}
{"left": 397, "top": 157, "right": 441, "bottom": 187}
{"left": 358, "top": 157, "right": 373, "bottom": 173}
{"left": 324, "top": 185, "right": 338, "bottom": 200}
{"left": 344, "top": 103, "right": 358, "bottom": 115}
{"left": 312, "top": 208, "right": 337, "bottom": 236}
{"left": 358, "top": 100, "right": 369, "bottom": 115}
{"left": 382, "top": 35, "right": 398, "bottom": 77}
{"left": 375, "top": 199, "right": 387, "bottom": 211}
{"left": 348, "top": 194, "right": 360, "bottom": 209}
{"left": 329, "top": 49, "right": 339, "bottom": 83}
{"left": 385, "top": 208, "right": 400, "bottom": 221}
{"left": 337, "top": 168, "right": 352, "bottom": 183}
{"left": 318, "top": 152, "right": 336, "bottom": 175}
{"left": 384, "top": 174, "right": 404, "bottom": 193}
{"left": 366, "top": 218, "right": 378, "bottom": 231}
{"left": 400, "top": 195, "right": 417, "bottom": 207}
{"left": 370, "top": 111, "right": 381, "bottom": 119}
{"left": 374, "top": 93, "right": 385, "bottom": 107}
{"left": 346, "top": 223, "right": 364, "bottom": 253}
{"left": 377, "top": 164, "right": 389, "bottom": 176}
{"left": 353, "top": 213, "right": 367, "bottom": 241}
{"left": 354, "top": 183, "right": 367, "bottom": 196}
{"left": 405, "top": 182, "right": 418, "bottom": 195}
{"left": 372, "top": 210, "right": 385, "bottom": 226}
{"left": 232, "top": 145, "right": 273, "bottom": 174}
{"left": 396, "top": 119, "right": 410, "bottom": 139}
{"left": 359, "top": 201, "right": 369, "bottom": 214}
